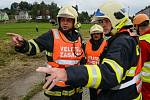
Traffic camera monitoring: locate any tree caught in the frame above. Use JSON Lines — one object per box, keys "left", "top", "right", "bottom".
{"left": 3, "top": 8, "right": 11, "bottom": 15}
{"left": 48, "top": 2, "right": 60, "bottom": 20}
{"left": 10, "top": 2, "right": 19, "bottom": 15}
{"left": 78, "top": 11, "right": 90, "bottom": 23}
{"left": 19, "top": 1, "right": 31, "bottom": 11}
{"left": 30, "top": 2, "right": 40, "bottom": 19}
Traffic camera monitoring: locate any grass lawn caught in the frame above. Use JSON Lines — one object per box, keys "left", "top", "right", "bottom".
{"left": 0, "top": 22, "right": 91, "bottom": 40}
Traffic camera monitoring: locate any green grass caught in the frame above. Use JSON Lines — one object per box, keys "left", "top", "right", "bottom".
{"left": 0, "top": 22, "right": 91, "bottom": 41}
{"left": 0, "top": 23, "right": 55, "bottom": 40}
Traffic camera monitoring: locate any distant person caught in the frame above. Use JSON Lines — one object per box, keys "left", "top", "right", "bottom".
{"left": 36, "top": 24, "right": 39, "bottom": 33}
{"left": 91, "top": 9, "right": 112, "bottom": 40}
{"left": 7, "top": 5, "right": 84, "bottom": 100}
{"left": 85, "top": 24, "right": 107, "bottom": 100}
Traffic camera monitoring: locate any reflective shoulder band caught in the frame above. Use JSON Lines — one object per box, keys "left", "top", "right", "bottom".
{"left": 85, "top": 65, "right": 101, "bottom": 89}
{"left": 28, "top": 39, "right": 40, "bottom": 53}
{"left": 25, "top": 41, "right": 32, "bottom": 54}
{"left": 102, "top": 58, "right": 123, "bottom": 83}
{"left": 139, "top": 34, "right": 150, "bottom": 43}
{"left": 52, "top": 29, "right": 59, "bottom": 39}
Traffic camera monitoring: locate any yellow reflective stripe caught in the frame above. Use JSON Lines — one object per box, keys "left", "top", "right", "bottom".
{"left": 142, "top": 63, "right": 150, "bottom": 83}
{"left": 143, "top": 63, "right": 150, "bottom": 73}
{"left": 102, "top": 58, "right": 123, "bottom": 83}
{"left": 28, "top": 39, "right": 40, "bottom": 53}
{"left": 127, "top": 67, "right": 136, "bottom": 77}
{"left": 25, "top": 41, "right": 32, "bottom": 54}
{"left": 45, "top": 89, "right": 77, "bottom": 96}
{"left": 115, "top": 17, "right": 128, "bottom": 30}
{"left": 136, "top": 45, "right": 139, "bottom": 56}
{"left": 44, "top": 90, "right": 61, "bottom": 96}
{"left": 76, "top": 87, "right": 83, "bottom": 93}
{"left": 45, "top": 51, "right": 53, "bottom": 56}
{"left": 133, "top": 93, "right": 142, "bottom": 100}
{"left": 139, "top": 34, "right": 150, "bottom": 43}
{"left": 62, "top": 89, "right": 75, "bottom": 96}
{"left": 85, "top": 65, "right": 93, "bottom": 87}
{"left": 85, "top": 65, "right": 101, "bottom": 89}
{"left": 141, "top": 74, "right": 150, "bottom": 83}
{"left": 94, "top": 65, "right": 101, "bottom": 88}
{"left": 122, "top": 66, "right": 136, "bottom": 80}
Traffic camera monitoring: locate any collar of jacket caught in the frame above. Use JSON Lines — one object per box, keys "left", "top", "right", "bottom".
{"left": 142, "top": 28, "right": 150, "bottom": 35}
{"left": 90, "top": 38, "right": 104, "bottom": 51}
{"left": 59, "top": 28, "right": 79, "bottom": 42}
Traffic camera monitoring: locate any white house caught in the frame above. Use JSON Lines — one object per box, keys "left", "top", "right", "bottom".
{"left": 0, "top": 11, "right": 9, "bottom": 21}
{"left": 15, "top": 11, "right": 32, "bottom": 20}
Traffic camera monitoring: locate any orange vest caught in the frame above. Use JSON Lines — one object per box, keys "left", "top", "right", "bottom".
{"left": 85, "top": 40, "right": 107, "bottom": 64}
{"left": 48, "top": 29, "right": 84, "bottom": 87}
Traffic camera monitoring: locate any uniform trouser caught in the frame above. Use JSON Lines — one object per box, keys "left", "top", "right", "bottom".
{"left": 48, "top": 93, "right": 82, "bottom": 100}
{"left": 142, "top": 82, "right": 150, "bottom": 100}
{"left": 44, "top": 85, "right": 82, "bottom": 100}
{"left": 89, "top": 88, "right": 98, "bottom": 100}
{"left": 97, "top": 84, "right": 141, "bottom": 100}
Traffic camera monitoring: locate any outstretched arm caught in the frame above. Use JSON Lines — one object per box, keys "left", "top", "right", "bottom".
{"left": 36, "top": 67, "right": 67, "bottom": 90}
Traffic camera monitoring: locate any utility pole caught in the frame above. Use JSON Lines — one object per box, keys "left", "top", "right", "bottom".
{"left": 128, "top": 6, "right": 130, "bottom": 16}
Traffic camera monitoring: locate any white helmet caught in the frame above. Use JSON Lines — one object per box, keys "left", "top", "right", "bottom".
{"left": 93, "top": 0, "right": 132, "bottom": 35}
{"left": 90, "top": 24, "right": 103, "bottom": 35}
{"left": 57, "top": 5, "right": 78, "bottom": 27}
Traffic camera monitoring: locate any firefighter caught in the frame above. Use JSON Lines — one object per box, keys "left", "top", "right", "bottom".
{"left": 36, "top": 1, "right": 142, "bottom": 100}
{"left": 7, "top": 5, "right": 84, "bottom": 100}
{"left": 85, "top": 24, "right": 107, "bottom": 100}
{"left": 85, "top": 24, "right": 107, "bottom": 65}
{"left": 91, "top": 9, "right": 112, "bottom": 40}
{"left": 133, "top": 14, "right": 150, "bottom": 100}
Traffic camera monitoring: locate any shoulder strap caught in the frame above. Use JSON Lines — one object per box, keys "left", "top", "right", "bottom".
{"left": 52, "top": 29, "right": 60, "bottom": 39}
{"left": 98, "top": 40, "right": 107, "bottom": 55}
{"left": 139, "top": 34, "right": 150, "bottom": 43}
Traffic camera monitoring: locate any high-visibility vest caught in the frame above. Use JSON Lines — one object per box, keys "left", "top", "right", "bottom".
{"left": 139, "top": 34, "right": 150, "bottom": 83}
{"left": 85, "top": 40, "right": 107, "bottom": 64}
{"left": 48, "top": 29, "right": 84, "bottom": 87}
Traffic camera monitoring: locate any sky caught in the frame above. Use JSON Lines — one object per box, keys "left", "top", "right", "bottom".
{"left": 0, "top": 0, "right": 150, "bottom": 16}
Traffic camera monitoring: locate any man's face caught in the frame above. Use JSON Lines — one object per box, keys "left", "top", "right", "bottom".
{"left": 60, "top": 17, "right": 74, "bottom": 31}
{"left": 99, "top": 18, "right": 112, "bottom": 35}
{"left": 139, "top": 26, "right": 150, "bottom": 35}
{"left": 92, "top": 33, "right": 103, "bottom": 40}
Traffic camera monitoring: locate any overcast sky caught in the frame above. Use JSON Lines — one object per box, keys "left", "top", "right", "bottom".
{"left": 0, "top": 0, "right": 150, "bottom": 16}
